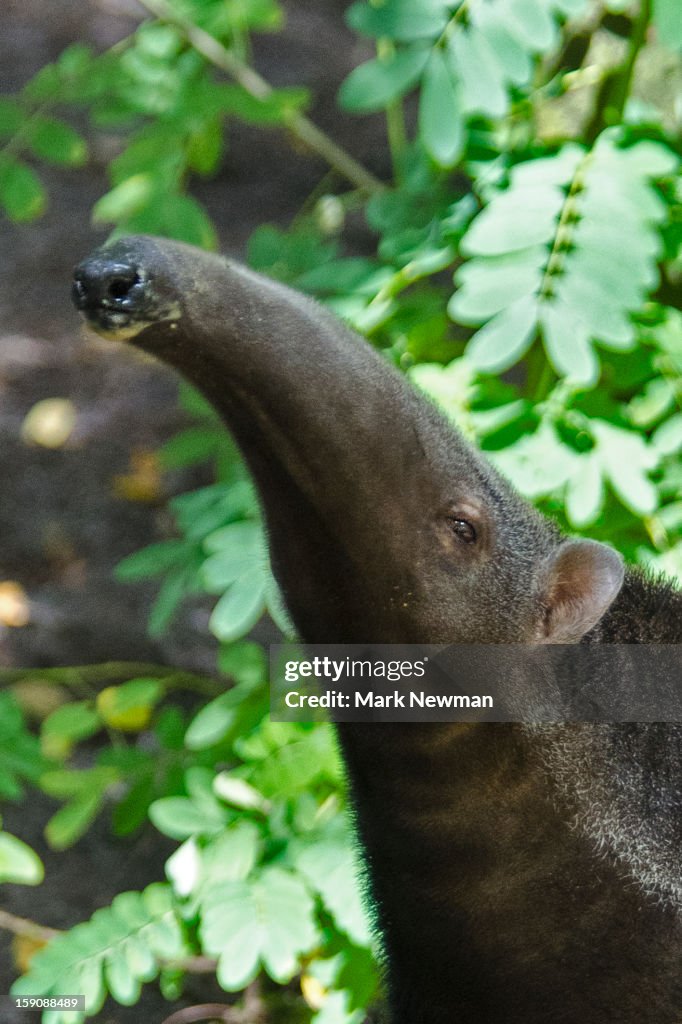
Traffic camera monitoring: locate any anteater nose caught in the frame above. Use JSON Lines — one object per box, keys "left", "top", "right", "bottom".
{"left": 71, "top": 259, "right": 142, "bottom": 312}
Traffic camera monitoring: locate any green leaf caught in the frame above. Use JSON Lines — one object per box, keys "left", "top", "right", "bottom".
{"left": 0, "top": 97, "right": 22, "bottom": 138}
{"left": 461, "top": 185, "right": 564, "bottom": 255}
{"left": 96, "top": 678, "right": 163, "bottom": 731}
{"left": 13, "top": 883, "right": 184, "bottom": 1013}
{"left": 116, "top": 540, "right": 189, "bottom": 580}
{"left": 500, "top": 0, "right": 558, "bottom": 51}
{"left": 218, "top": 641, "right": 268, "bottom": 686}
{"left": 160, "top": 427, "right": 223, "bottom": 469}
{"left": 449, "top": 28, "right": 508, "bottom": 118}
{"left": 209, "top": 573, "right": 268, "bottom": 642}
{"left": 591, "top": 420, "right": 659, "bottom": 516}
{"left": 184, "top": 682, "right": 261, "bottom": 750}
{"left": 45, "top": 790, "right": 104, "bottom": 850}
{"left": 554, "top": 272, "right": 635, "bottom": 349}
{"left": 419, "top": 49, "right": 464, "bottom": 168}
{"left": 135, "top": 22, "right": 183, "bottom": 60}
{"left": 0, "top": 692, "right": 50, "bottom": 798}
{"left": 293, "top": 827, "right": 372, "bottom": 945}
{"left": 450, "top": 247, "right": 545, "bottom": 325}
{"left": 148, "top": 569, "right": 194, "bottom": 636}
{"left": 466, "top": 296, "right": 538, "bottom": 372}
{"left": 652, "top": 414, "right": 682, "bottom": 457}
{"left": 452, "top": 137, "right": 671, "bottom": 382}
{"left": 149, "top": 795, "right": 227, "bottom": 839}
{"left": 565, "top": 454, "right": 604, "bottom": 528}
{"left": 628, "top": 378, "right": 675, "bottom": 427}
{"left": 491, "top": 423, "right": 579, "bottom": 499}
{"left": 200, "top": 822, "right": 261, "bottom": 885}
{"left": 202, "top": 520, "right": 266, "bottom": 589}
{"left": 201, "top": 868, "right": 318, "bottom": 989}
{"left": 186, "top": 117, "right": 223, "bottom": 176}
{"left": 0, "top": 831, "right": 44, "bottom": 885}
{"left": 213, "top": 773, "right": 270, "bottom": 813}
{"left": 510, "top": 145, "right": 583, "bottom": 187}
{"left": 250, "top": 726, "right": 343, "bottom": 796}
{"left": 110, "top": 128, "right": 184, "bottom": 185}
{"left": 105, "top": 951, "right": 141, "bottom": 1006}
{"left": 653, "top": 0, "right": 682, "bottom": 47}
{"left": 471, "top": 8, "right": 533, "bottom": 86}
{"left": 42, "top": 702, "right": 101, "bottom": 744}
{"left": 217, "top": 83, "right": 310, "bottom": 124}
{"left": 0, "top": 157, "right": 46, "bottom": 221}
{"left": 619, "top": 138, "right": 678, "bottom": 178}
{"left": 347, "top": 0, "right": 450, "bottom": 41}
{"left": 111, "top": 773, "right": 156, "bottom": 837}
{"left": 339, "top": 45, "right": 430, "bottom": 113}
{"left": 158, "top": 193, "right": 218, "bottom": 250}
{"left": 312, "top": 990, "right": 365, "bottom": 1024}
{"left": 540, "top": 300, "right": 599, "bottom": 386}
{"left": 228, "top": 0, "right": 283, "bottom": 30}
{"left": 92, "top": 174, "right": 156, "bottom": 224}
{"left": 28, "top": 117, "right": 87, "bottom": 166}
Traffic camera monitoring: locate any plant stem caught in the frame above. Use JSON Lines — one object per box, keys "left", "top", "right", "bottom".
{"left": 607, "top": 0, "right": 652, "bottom": 124}
{"left": 0, "top": 909, "right": 60, "bottom": 944}
{"left": 159, "top": 984, "right": 265, "bottom": 1024}
{"left": 586, "top": 0, "right": 652, "bottom": 140}
{"left": 135, "top": 0, "right": 383, "bottom": 194}
{"left": 532, "top": 355, "right": 557, "bottom": 404}
{"left": 0, "top": 908, "right": 222, "bottom": 975}
{"left": 385, "top": 99, "right": 407, "bottom": 181}
{"left": 0, "top": 662, "right": 223, "bottom": 698}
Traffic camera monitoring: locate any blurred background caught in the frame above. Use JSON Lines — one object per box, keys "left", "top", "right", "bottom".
{"left": 0, "top": 3, "right": 378, "bottom": 1020}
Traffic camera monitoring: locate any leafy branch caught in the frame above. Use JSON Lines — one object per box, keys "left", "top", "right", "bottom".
{"left": 0, "top": 662, "right": 223, "bottom": 698}
{"left": 0, "top": 904, "right": 219, "bottom": 972}
{"left": 135, "top": 0, "right": 383, "bottom": 194}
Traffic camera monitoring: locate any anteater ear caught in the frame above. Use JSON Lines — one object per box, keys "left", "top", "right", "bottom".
{"left": 537, "top": 539, "right": 624, "bottom": 643}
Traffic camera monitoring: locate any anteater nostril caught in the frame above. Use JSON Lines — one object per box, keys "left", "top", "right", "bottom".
{"left": 107, "top": 271, "right": 141, "bottom": 300}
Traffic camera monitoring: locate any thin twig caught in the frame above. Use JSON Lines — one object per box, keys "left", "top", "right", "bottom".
{"left": 0, "top": 662, "right": 223, "bottom": 697}
{"left": 159, "top": 983, "right": 266, "bottom": 1024}
{"left": 606, "top": 0, "right": 652, "bottom": 125}
{"left": 162, "top": 955, "right": 219, "bottom": 974}
{"left": 0, "top": 909, "right": 61, "bottom": 945}
{"left": 585, "top": 0, "right": 651, "bottom": 141}
{"left": 159, "top": 1006, "right": 236, "bottom": 1024}
{"left": 0, "top": 908, "right": 222, "bottom": 975}
{"left": 134, "top": 0, "right": 383, "bottom": 194}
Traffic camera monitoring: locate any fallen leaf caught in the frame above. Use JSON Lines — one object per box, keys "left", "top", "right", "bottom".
{"left": 21, "top": 398, "right": 77, "bottom": 448}
{"left": 12, "top": 933, "right": 49, "bottom": 974}
{"left": 0, "top": 581, "right": 30, "bottom": 627}
{"left": 112, "top": 448, "right": 164, "bottom": 503}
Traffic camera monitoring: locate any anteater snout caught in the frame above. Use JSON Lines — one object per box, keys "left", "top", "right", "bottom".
{"left": 72, "top": 257, "right": 144, "bottom": 316}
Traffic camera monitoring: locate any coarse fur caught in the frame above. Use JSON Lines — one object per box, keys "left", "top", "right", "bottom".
{"left": 73, "top": 236, "right": 682, "bottom": 1023}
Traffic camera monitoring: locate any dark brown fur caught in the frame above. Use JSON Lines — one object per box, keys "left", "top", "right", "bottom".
{"left": 73, "top": 237, "right": 682, "bottom": 1023}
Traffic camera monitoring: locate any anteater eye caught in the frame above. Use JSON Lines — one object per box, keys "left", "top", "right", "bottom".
{"left": 447, "top": 518, "right": 477, "bottom": 544}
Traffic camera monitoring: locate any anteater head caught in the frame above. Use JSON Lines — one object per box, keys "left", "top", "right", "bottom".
{"left": 73, "top": 234, "right": 624, "bottom": 646}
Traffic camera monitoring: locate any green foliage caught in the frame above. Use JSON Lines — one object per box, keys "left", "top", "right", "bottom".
{"left": 0, "top": 818, "right": 44, "bottom": 886}
{"left": 341, "top": 0, "right": 590, "bottom": 166}
{"left": 451, "top": 136, "right": 676, "bottom": 381}
{"left": 13, "top": 884, "right": 187, "bottom": 1023}
{"left": 0, "top": 691, "right": 49, "bottom": 799}
{"left": 0, "top": 6, "right": 307, "bottom": 234}
{"left": 3, "top": 0, "right": 682, "bottom": 1022}
{"left": 115, "top": 385, "right": 293, "bottom": 639}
